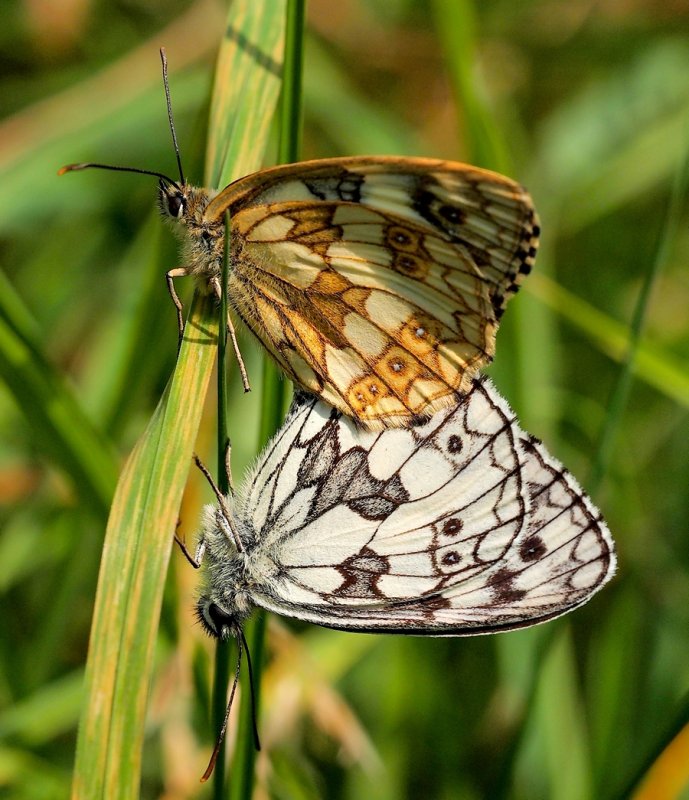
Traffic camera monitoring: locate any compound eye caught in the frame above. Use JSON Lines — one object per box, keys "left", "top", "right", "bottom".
{"left": 167, "top": 193, "right": 185, "bottom": 219}
{"left": 208, "top": 603, "right": 229, "bottom": 633}
{"left": 197, "top": 600, "right": 234, "bottom": 639}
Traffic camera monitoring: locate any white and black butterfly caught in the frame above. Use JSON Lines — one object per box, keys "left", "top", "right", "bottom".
{"left": 194, "top": 377, "right": 615, "bottom": 640}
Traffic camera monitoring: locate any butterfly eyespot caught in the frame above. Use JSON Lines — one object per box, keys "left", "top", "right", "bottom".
{"left": 441, "top": 551, "right": 461, "bottom": 566}
{"left": 390, "top": 360, "right": 404, "bottom": 373}
{"left": 519, "top": 535, "right": 547, "bottom": 562}
{"left": 415, "top": 327, "right": 426, "bottom": 337}
{"left": 347, "top": 376, "right": 393, "bottom": 411}
{"left": 439, "top": 204, "right": 464, "bottom": 224}
{"left": 386, "top": 225, "right": 418, "bottom": 251}
{"left": 442, "top": 517, "right": 462, "bottom": 536}
{"left": 447, "top": 435, "right": 462, "bottom": 454}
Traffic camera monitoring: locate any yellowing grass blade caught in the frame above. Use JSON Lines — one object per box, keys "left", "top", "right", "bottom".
{"left": 72, "top": 294, "right": 218, "bottom": 799}
{"left": 206, "top": 1, "right": 286, "bottom": 188}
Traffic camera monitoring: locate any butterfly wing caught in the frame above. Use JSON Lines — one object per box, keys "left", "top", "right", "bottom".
{"left": 208, "top": 157, "right": 539, "bottom": 428}
{"left": 236, "top": 380, "right": 615, "bottom": 634}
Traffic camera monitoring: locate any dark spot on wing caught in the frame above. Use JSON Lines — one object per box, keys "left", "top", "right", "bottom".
{"left": 442, "top": 517, "right": 463, "bottom": 536}
{"left": 447, "top": 434, "right": 463, "bottom": 454}
{"left": 519, "top": 534, "right": 547, "bottom": 562}
{"left": 335, "top": 547, "right": 390, "bottom": 598}
{"left": 488, "top": 567, "right": 526, "bottom": 603}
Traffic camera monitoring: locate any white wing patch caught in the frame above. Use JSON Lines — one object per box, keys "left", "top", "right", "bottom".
{"left": 199, "top": 378, "right": 615, "bottom": 636}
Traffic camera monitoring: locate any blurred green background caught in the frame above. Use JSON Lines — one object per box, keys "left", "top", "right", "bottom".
{"left": 2, "top": 0, "right": 689, "bottom": 798}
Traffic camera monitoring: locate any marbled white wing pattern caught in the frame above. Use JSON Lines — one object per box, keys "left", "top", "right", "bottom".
{"left": 196, "top": 378, "right": 615, "bottom": 637}
{"left": 165, "top": 156, "right": 539, "bottom": 429}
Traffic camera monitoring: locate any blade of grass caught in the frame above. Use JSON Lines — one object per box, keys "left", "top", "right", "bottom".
{"left": 588, "top": 144, "right": 689, "bottom": 491}
{"left": 536, "top": 629, "right": 594, "bottom": 800}
{"left": 229, "top": 3, "right": 306, "bottom": 798}
{"left": 209, "top": 214, "right": 233, "bottom": 794}
{"left": 526, "top": 273, "right": 689, "bottom": 410}
{"left": 616, "top": 690, "right": 689, "bottom": 800}
{"left": 205, "top": 1, "right": 287, "bottom": 189}
{"left": 431, "top": 0, "right": 560, "bottom": 429}
{"left": 430, "top": 5, "right": 581, "bottom": 798}
{"left": 277, "top": 0, "right": 306, "bottom": 166}
{"left": 71, "top": 3, "right": 288, "bottom": 794}
{"left": 0, "top": 0, "right": 225, "bottom": 235}
{"left": 430, "top": 0, "right": 511, "bottom": 172}
{"left": 71, "top": 291, "right": 219, "bottom": 799}
{"left": 202, "top": 1, "right": 288, "bottom": 795}
{"left": 0, "top": 267, "right": 118, "bottom": 518}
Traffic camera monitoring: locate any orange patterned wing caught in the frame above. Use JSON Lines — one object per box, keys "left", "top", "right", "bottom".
{"left": 207, "top": 157, "right": 539, "bottom": 428}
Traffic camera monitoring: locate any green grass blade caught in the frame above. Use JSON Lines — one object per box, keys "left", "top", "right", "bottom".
{"left": 613, "top": 690, "right": 689, "bottom": 800}
{"left": 202, "top": 1, "right": 288, "bottom": 795}
{"left": 588, "top": 145, "right": 689, "bottom": 490}
{"left": 0, "top": 267, "right": 117, "bottom": 517}
{"left": 229, "top": 3, "right": 305, "bottom": 798}
{"left": 431, "top": 4, "right": 592, "bottom": 798}
{"left": 430, "top": 0, "right": 511, "bottom": 171}
{"left": 527, "top": 273, "right": 689, "bottom": 410}
{"left": 71, "top": 293, "right": 218, "bottom": 799}
{"left": 72, "top": 4, "right": 289, "bottom": 791}
{"left": 205, "top": 1, "right": 287, "bottom": 188}
{"left": 536, "top": 629, "right": 594, "bottom": 800}
{"left": 278, "top": 0, "right": 306, "bottom": 165}
{"left": 209, "top": 215, "right": 233, "bottom": 795}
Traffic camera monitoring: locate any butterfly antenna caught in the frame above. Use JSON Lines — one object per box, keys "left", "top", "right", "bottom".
{"left": 193, "top": 454, "right": 244, "bottom": 552}
{"left": 240, "top": 627, "right": 262, "bottom": 751}
{"left": 57, "top": 162, "right": 180, "bottom": 188}
{"left": 159, "top": 47, "right": 186, "bottom": 186}
{"left": 200, "top": 631, "right": 244, "bottom": 783}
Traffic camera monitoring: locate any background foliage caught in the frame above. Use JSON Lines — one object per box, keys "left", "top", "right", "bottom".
{"left": 2, "top": 0, "right": 689, "bottom": 798}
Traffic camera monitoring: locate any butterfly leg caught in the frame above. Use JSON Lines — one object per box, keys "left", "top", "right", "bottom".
{"left": 166, "top": 267, "right": 190, "bottom": 344}
{"left": 227, "top": 315, "right": 251, "bottom": 393}
{"left": 174, "top": 533, "right": 202, "bottom": 568}
{"left": 172, "top": 516, "right": 202, "bottom": 568}
{"left": 222, "top": 437, "right": 234, "bottom": 494}
{"left": 193, "top": 453, "right": 244, "bottom": 552}
{"left": 210, "top": 276, "right": 251, "bottom": 393}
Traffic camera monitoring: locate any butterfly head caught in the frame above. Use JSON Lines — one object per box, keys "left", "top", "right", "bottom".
{"left": 157, "top": 179, "right": 215, "bottom": 227}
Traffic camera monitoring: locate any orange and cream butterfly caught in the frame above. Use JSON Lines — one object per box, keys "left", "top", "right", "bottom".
{"left": 60, "top": 50, "right": 539, "bottom": 430}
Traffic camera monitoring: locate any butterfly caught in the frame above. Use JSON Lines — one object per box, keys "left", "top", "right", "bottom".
{"left": 59, "top": 51, "right": 540, "bottom": 430}
{"left": 194, "top": 377, "right": 615, "bottom": 640}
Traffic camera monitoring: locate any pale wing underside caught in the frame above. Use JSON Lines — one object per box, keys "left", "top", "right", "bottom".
{"left": 216, "top": 157, "right": 539, "bottom": 428}
{"left": 237, "top": 379, "right": 615, "bottom": 634}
